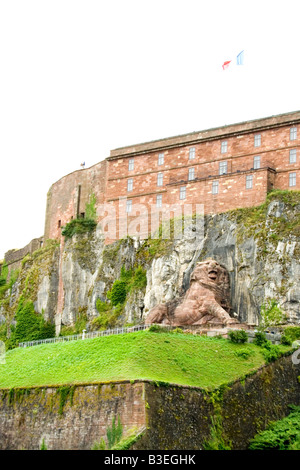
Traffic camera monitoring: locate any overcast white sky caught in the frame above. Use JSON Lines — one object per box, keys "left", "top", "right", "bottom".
{"left": 0, "top": 0, "right": 300, "bottom": 259}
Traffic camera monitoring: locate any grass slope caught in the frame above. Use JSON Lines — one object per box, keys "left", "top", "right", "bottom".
{"left": 0, "top": 331, "right": 289, "bottom": 390}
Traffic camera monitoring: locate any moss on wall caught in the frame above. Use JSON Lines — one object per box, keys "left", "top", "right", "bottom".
{"left": 0, "top": 354, "right": 299, "bottom": 450}
{"left": 133, "top": 353, "right": 300, "bottom": 450}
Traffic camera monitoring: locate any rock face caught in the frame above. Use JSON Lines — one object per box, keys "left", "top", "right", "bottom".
{"left": 1, "top": 192, "right": 300, "bottom": 337}
{"left": 143, "top": 193, "right": 300, "bottom": 326}
{"left": 60, "top": 228, "right": 106, "bottom": 326}
{"left": 145, "top": 259, "right": 238, "bottom": 326}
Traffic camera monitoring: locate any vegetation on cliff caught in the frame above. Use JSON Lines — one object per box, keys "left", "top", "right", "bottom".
{"left": 92, "top": 265, "right": 147, "bottom": 330}
{"left": 0, "top": 330, "right": 291, "bottom": 389}
{"left": 61, "top": 218, "right": 97, "bottom": 238}
{"left": 0, "top": 240, "right": 59, "bottom": 349}
{"left": 229, "top": 189, "right": 300, "bottom": 245}
{"left": 61, "top": 193, "right": 97, "bottom": 238}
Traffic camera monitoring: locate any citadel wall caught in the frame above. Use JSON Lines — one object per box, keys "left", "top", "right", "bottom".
{"left": 43, "top": 159, "right": 107, "bottom": 241}
{"left": 43, "top": 110, "right": 300, "bottom": 244}
{"left": 3, "top": 236, "right": 44, "bottom": 273}
{"left": 3, "top": 110, "right": 300, "bottom": 269}
{"left": 0, "top": 354, "right": 299, "bottom": 450}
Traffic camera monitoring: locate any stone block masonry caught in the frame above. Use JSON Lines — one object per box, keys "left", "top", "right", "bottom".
{"left": 0, "top": 381, "right": 146, "bottom": 450}
{"left": 4, "top": 236, "right": 44, "bottom": 273}
{"left": 42, "top": 110, "right": 300, "bottom": 245}
{"left": 0, "top": 354, "right": 299, "bottom": 450}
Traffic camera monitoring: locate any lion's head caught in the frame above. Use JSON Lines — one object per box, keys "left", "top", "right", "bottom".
{"left": 190, "top": 259, "right": 231, "bottom": 311}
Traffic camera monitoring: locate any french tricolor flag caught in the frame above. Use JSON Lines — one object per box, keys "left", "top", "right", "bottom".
{"left": 222, "top": 50, "right": 244, "bottom": 70}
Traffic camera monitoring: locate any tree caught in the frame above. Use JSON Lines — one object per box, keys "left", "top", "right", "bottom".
{"left": 259, "top": 299, "right": 286, "bottom": 330}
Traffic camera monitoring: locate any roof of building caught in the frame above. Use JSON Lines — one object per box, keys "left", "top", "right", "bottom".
{"left": 109, "top": 110, "right": 300, "bottom": 160}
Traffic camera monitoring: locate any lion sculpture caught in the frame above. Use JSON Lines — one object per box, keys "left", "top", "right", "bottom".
{"left": 145, "top": 259, "right": 238, "bottom": 326}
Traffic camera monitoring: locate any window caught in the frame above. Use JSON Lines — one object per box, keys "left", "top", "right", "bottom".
{"left": 219, "top": 161, "right": 227, "bottom": 175}
{"left": 189, "top": 147, "right": 195, "bottom": 159}
{"left": 253, "top": 155, "right": 261, "bottom": 169}
{"left": 188, "top": 167, "right": 195, "bottom": 180}
{"left": 158, "top": 153, "right": 164, "bottom": 165}
{"left": 289, "top": 172, "right": 296, "bottom": 187}
{"left": 246, "top": 175, "right": 253, "bottom": 189}
{"left": 212, "top": 180, "right": 219, "bottom": 194}
{"left": 128, "top": 159, "right": 134, "bottom": 171}
{"left": 254, "top": 134, "right": 261, "bottom": 147}
{"left": 179, "top": 186, "right": 186, "bottom": 200}
{"left": 157, "top": 172, "right": 163, "bottom": 186}
{"left": 221, "top": 141, "right": 227, "bottom": 154}
{"left": 290, "top": 127, "right": 297, "bottom": 141}
{"left": 156, "top": 194, "right": 162, "bottom": 208}
{"left": 58, "top": 220, "right": 61, "bottom": 228}
{"left": 127, "top": 178, "right": 133, "bottom": 192}
{"left": 126, "top": 200, "right": 132, "bottom": 213}
{"left": 289, "top": 149, "right": 297, "bottom": 164}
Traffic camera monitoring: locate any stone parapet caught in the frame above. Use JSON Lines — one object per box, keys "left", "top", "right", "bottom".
{"left": 4, "top": 237, "right": 44, "bottom": 269}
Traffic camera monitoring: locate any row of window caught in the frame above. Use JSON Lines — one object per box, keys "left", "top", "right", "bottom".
{"left": 125, "top": 172, "right": 297, "bottom": 212}
{"left": 127, "top": 149, "right": 298, "bottom": 192}
{"left": 127, "top": 128, "right": 298, "bottom": 171}
{"left": 128, "top": 148, "right": 195, "bottom": 171}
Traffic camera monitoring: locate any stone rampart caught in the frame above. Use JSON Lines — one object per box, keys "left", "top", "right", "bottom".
{"left": 0, "top": 353, "right": 299, "bottom": 450}
{"left": 4, "top": 237, "right": 44, "bottom": 271}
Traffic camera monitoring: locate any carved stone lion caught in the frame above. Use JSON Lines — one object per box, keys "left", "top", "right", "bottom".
{"left": 145, "top": 259, "right": 238, "bottom": 326}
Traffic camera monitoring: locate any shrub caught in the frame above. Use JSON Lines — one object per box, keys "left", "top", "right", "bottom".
{"left": 130, "top": 266, "right": 147, "bottom": 290}
{"left": 259, "top": 299, "right": 286, "bottom": 329}
{"left": 261, "top": 343, "right": 281, "bottom": 363}
{"left": 253, "top": 331, "right": 268, "bottom": 347}
{"left": 109, "top": 280, "right": 127, "bottom": 306}
{"left": 228, "top": 329, "right": 248, "bottom": 344}
{"left": 148, "top": 324, "right": 168, "bottom": 333}
{"left": 93, "top": 300, "right": 123, "bottom": 330}
{"left": 234, "top": 348, "right": 255, "bottom": 360}
{"left": 11, "top": 299, "right": 55, "bottom": 346}
{"left": 96, "top": 299, "right": 111, "bottom": 314}
{"left": 61, "top": 218, "right": 97, "bottom": 238}
{"left": 91, "top": 438, "right": 106, "bottom": 450}
{"left": 119, "top": 265, "right": 147, "bottom": 293}
{"left": 282, "top": 326, "right": 300, "bottom": 342}
{"left": 280, "top": 333, "right": 293, "bottom": 346}
{"left": 172, "top": 327, "right": 184, "bottom": 334}
{"left": 40, "top": 439, "right": 47, "bottom": 450}
{"left": 249, "top": 405, "right": 300, "bottom": 450}
{"left": 103, "top": 265, "right": 147, "bottom": 313}
{"left": 107, "top": 415, "right": 123, "bottom": 449}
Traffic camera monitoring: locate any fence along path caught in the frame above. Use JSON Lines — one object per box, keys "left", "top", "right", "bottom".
{"left": 18, "top": 324, "right": 156, "bottom": 348}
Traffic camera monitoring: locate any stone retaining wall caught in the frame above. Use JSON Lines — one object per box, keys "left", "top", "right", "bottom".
{"left": 0, "top": 354, "right": 299, "bottom": 450}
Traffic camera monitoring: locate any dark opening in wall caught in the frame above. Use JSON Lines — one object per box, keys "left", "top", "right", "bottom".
{"left": 58, "top": 220, "right": 61, "bottom": 228}
{"left": 80, "top": 212, "right": 85, "bottom": 218}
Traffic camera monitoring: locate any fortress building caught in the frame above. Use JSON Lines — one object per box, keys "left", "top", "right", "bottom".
{"left": 44, "top": 110, "right": 300, "bottom": 243}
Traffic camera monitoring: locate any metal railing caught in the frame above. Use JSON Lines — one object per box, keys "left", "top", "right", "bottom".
{"left": 18, "top": 324, "right": 151, "bottom": 348}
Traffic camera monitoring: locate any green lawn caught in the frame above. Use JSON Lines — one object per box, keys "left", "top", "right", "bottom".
{"left": 0, "top": 330, "right": 288, "bottom": 390}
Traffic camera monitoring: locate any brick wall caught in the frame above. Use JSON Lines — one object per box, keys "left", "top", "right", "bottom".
{"left": 44, "top": 160, "right": 107, "bottom": 241}
{"left": 43, "top": 110, "right": 300, "bottom": 243}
